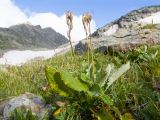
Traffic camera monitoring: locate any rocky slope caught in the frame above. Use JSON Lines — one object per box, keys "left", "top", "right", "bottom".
{"left": 75, "top": 5, "right": 160, "bottom": 53}
{"left": 0, "top": 24, "right": 68, "bottom": 50}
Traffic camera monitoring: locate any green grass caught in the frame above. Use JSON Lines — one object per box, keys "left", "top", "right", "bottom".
{"left": 0, "top": 45, "right": 160, "bottom": 119}
{"left": 141, "top": 24, "right": 157, "bottom": 30}
{"left": 0, "top": 61, "right": 46, "bottom": 100}
{"left": 10, "top": 109, "right": 39, "bottom": 120}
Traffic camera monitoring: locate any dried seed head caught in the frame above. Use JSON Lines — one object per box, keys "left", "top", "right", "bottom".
{"left": 66, "top": 11, "right": 73, "bottom": 30}
{"left": 65, "top": 11, "right": 74, "bottom": 59}
{"left": 82, "top": 12, "right": 92, "bottom": 25}
{"left": 82, "top": 12, "right": 92, "bottom": 36}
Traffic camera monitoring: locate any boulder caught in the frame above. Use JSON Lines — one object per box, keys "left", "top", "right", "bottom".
{"left": 75, "top": 6, "right": 160, "bottom": 54}
{"left": 75, "top": 41, "right": 88, "bottom": 54}
{"left": 3, "top": 93, "right": 50, "bottom": 120}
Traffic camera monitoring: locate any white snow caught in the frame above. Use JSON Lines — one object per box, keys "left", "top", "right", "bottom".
{"left": 0, "top": 42, "right": 79, "bottom": 66}
{"left": 103, "top": 24, "right": 118, "bottom": 36}
{"left": 0, "top": 49, "right": 60, "bottom": 66}
{"left": 139, "top": 11, "right": 160, "bottom": 24}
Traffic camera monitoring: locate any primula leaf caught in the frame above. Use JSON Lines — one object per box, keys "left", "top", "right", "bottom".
{"left": 121, "top": 113, "right": 134, "bottom": 120}
{"left": 110, "top": 106, "right": 122, "bottom": 119}
{"left": 99, "top": 64, "right": 113, "bottom": 87}
{"left": 107, "top": 62, "right": 130, "bottom": 89}
{"left": 98, "top": 108, "right": 114, "bottom": 120}
{"left": 60, "top": 70, "right": 89, "bottom": 92}
{"left": 45, "top": 66, "right": 70, "bottom": 96}
{"left": 100, "top": 94, "right": 113, "bottom": 106}
{"left": 80, "top": 73, "right": 88, "bottom": 82}
{"left": 87, "top": 84, "right": 101, "bottom": 97}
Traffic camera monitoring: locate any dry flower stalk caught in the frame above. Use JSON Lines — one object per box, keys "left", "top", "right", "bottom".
{"left": 82, "top": 12, "right": 94, "bottom": 81}
{"left": 66, "top": 11, "right": 74, "bottom": 59}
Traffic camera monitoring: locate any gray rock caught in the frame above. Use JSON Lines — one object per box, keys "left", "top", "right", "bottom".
{"left": 75, "top": 41, "right": 88, "bottom": 54}
{"left": 3, "top": 93, "right": 50, "bottom": 120}
{"left": 0, "top": 100, "right": 11, "bottom": 118}
{"left": 75, "top": 6, "right": 160, "bottom": 54}
{"left": 92, "top": 5, "right": 160, "bottom": 37}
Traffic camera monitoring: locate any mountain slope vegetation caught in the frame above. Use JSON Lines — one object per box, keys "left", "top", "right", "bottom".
{"left": 1, "top": 5, "right": 160, "bottom": 120}
{"left": 0, "top": 24, "right": 68, "bottom": 50}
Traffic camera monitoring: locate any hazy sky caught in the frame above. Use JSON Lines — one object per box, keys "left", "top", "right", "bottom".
{"left": 13, "top": 0, "right": 160, "bottom": 27}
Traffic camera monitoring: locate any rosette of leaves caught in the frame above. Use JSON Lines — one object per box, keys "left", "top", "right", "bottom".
{"left": 45, "top": 62, "right": 131, "bottom": 119}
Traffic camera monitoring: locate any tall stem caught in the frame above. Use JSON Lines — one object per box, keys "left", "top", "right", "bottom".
{"left": 89, "top": 24, "right": 94, "bottom": 82}
{"left": 68, "top": 30, "right": 74, "bottom": 61}
{"left": 87, "top": 35, "right": 91, "bottom": 81}
{"left": 82, "top": 13, "right": 93, "bottom": 81}
{"left": 66, "top": 11, "right": 75, "bottom": 62}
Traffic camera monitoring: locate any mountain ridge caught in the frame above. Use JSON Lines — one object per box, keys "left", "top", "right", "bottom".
{"left": 75, "top": 5, "right": 160, "bottom": 54}
{"left": 92, "top": 5, "right": 160, "bottom": 37}
{"left": 0, "top": 24, "right": 68, "bottom": 50}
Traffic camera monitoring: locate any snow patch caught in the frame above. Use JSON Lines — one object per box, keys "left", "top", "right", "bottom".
{"left": 103, "top": 24, "right": 118, "bottom": 36}
{"left": 0, "top": 48, "right": 66, "bottom": 66}
{"left": 139, "top": 11, "right": 160, "bottom": 24}
{"left": 0, "top": 49, "right": 59, "bottom": 66}
{"left": 0, "top": 42, "right": 78, "bottom": 66}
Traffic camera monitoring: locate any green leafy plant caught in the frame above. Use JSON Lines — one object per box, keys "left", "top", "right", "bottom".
{"left": 10, "top": 109, "right": 39, "bottom": 120}
{"left": 141, "top": 24, "right": 157, "bottom": 30}
{"left": 45, "top": 61, "right": 130, "bottom": 119}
